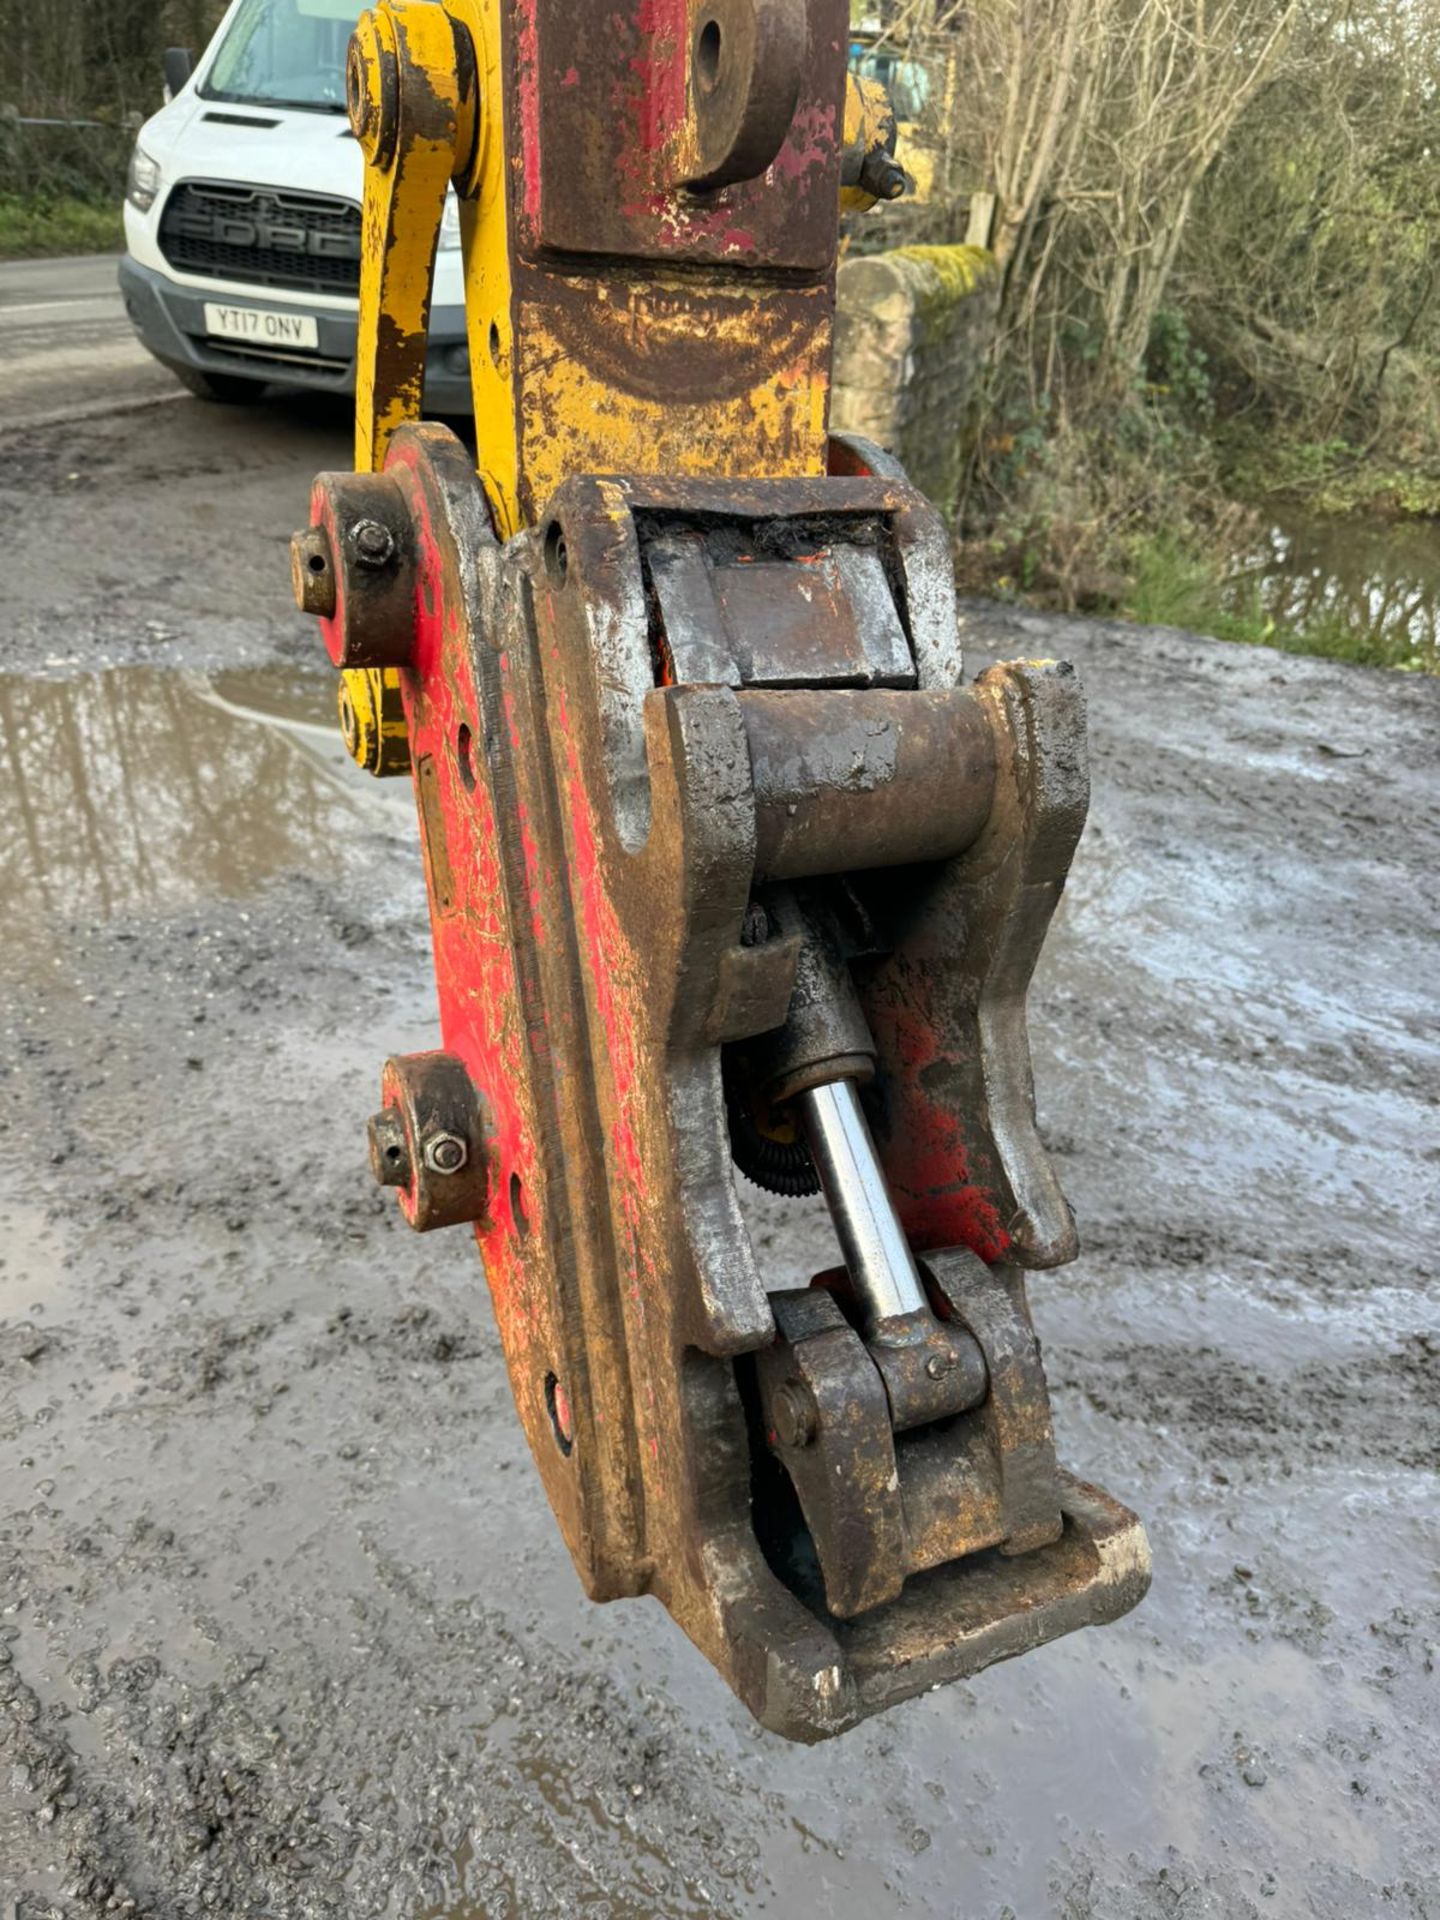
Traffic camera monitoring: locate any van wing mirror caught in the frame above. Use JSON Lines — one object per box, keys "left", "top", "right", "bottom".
{"left": 163, "top": 47, "right": 194, "bottom": 99}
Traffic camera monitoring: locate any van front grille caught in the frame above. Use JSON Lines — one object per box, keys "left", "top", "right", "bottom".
{"left": 159, "top": 180, "right": 360, "bottom": 295}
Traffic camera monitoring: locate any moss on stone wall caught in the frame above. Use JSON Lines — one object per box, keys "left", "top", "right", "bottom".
{"left": 890, "top": 243, "right": 997, "bottom": 317}
{"left": 831, "top": 243, "right": 1001, "bottom": 519}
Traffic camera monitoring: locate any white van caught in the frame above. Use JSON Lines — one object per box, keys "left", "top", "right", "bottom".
{"left": 119, "top": 0, "right": 470, "bottom": 409}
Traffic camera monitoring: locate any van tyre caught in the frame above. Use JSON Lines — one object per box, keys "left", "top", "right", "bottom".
{"left": 163, "top": 361, "right": 267, "bottom": 405}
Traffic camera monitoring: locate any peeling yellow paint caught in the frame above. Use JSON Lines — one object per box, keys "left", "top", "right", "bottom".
{"left": 353, "top": 0, "right": 468, "bottom": 477}
{"left": 351, "top": 0, "right": 841, "bottom": 534}
{"left": 339, "top": 666, "right": 411, "bottom": 776}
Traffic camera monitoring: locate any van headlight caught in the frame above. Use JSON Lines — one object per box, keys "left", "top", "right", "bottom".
{"left": 126, "top": 144, "right": 163, "bottom": 213}
{"left": 438, "top": 190, "right": 462, "bottom": 251}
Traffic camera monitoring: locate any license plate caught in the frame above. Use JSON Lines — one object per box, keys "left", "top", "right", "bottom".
{"left": 203, "top": 302, "right": 319, "bottom": 350}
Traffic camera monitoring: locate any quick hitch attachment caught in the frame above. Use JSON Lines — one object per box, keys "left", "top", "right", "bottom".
{"left": 291, "top": 0, "right": 1149, "bottom": 1741}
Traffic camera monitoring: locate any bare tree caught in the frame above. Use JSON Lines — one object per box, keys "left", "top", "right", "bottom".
{"left": 872, "top": 0, "right": 1306, "bottom": 396}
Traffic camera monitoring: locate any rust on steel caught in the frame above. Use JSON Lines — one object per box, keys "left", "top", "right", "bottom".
{"left": 291, "top": 0, "right": 1151, "bottom": 1742}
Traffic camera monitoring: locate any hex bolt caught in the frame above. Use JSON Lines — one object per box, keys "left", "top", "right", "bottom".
{"left": 740, "top": 901, "right": 770, "bottom": 948}
{"left": 352, "top": 518, "right": 397, "bottom": 570}
{"left": 422, "top": 1131, "right": 469, "bottom": 1176}
{"left": 290, "top": 526, "right": 337, "bottom": 617}
{"left": 368, "top": 1107, "right": 411, "bottom": 1188}
{"left": 858, "top": 151, "right": 908, "bottom": 201}
{"left": 772, "top": 1380, "right": 819, "bottom": 1450}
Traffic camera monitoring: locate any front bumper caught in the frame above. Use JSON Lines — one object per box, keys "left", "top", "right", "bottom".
{"left": 118, "top": 255, "right": 473, "bottom": 414}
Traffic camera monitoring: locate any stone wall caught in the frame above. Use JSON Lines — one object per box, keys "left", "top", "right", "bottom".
{"left": 830, "top": 243, "right": 999, "bottom": 519}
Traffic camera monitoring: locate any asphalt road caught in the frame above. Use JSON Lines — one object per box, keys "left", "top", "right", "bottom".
{"left": 0, "top": 254, "right": 180, "bottom": 432}
{"left": 0, "top": 290, "right": 1436, "bottom": 1920}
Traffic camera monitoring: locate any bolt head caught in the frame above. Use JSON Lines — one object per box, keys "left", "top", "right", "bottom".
{"left": 772, "top": 1380, "right": 818, "bottom": 1450}
{"left": 858, "top": 150, "right": 909, "bottom": 201}
{"left": 740, "top": 901, "right": 770, "bottom": 948}
{"left": 351, "top": 518, "right": 397, "bottom": 570}
{"left": 422, "top": 1131, "right": 469, "bottom": 1176}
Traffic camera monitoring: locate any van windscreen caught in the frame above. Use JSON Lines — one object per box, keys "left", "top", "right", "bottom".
{"left": 202, "top": 0, "right": 366, "bottom": 114}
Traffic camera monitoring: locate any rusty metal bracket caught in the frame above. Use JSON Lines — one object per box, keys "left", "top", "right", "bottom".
{"left": 756, "top": 1248, "right": 1063, "bottom": 1622}
{"left": 292, "top": 420, "right": 1149, "bottom": 1738}
{"left": 291, "top": 0, "right": 1148, "bottom": 1742}
{"left": 369, "top": 1050, "right": 492, "bottom": 1232}
{"left": 758, "top": 1287, "right": 906, "bottom": 1619}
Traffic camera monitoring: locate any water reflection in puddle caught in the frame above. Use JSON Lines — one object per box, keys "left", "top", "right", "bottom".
{"left": 1225, "top": 511, "right": 1439, "bottom": 665}
{"left": 0, "top": 665, "right": 404, "bottom": 935}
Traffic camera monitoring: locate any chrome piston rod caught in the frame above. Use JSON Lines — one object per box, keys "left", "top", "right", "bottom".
{"left": 797, "top": 1077, "right": 928, "bottom": 1331}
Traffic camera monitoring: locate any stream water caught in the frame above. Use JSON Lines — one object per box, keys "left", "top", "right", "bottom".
{"left": 1223, "top": 509, "right": 1439, "bottom": 669}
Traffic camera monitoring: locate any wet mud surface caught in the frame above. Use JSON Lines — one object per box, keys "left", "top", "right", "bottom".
{"left": 1, "top": 396, "right": 1437, "bottom": 1918}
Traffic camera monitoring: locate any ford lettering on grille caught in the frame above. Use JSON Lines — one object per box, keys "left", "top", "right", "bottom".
{"left": 160, "top": 182, "right": 362, "bottom": 294}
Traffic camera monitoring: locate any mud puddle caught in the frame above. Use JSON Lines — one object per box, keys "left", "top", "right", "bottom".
{"left": 1, "top": 597, "right": 1437, "bottom": 1919}
{"left": 0, "top": 665, "right": 405, "bottom": 945}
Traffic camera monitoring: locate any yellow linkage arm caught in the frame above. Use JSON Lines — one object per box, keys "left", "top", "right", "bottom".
{"left": 347, "top": 0, "right": 475, "bottom": 475}
{"left": 339, "top": 0, "right": 477, "bottom": 773}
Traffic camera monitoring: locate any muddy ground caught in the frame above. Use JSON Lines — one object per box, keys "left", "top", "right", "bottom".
{"left": 0, "top": 392, "right": 1436, "bottom": 1920}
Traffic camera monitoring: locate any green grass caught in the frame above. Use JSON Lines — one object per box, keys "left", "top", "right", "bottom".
{"left": 1123, "top": 532, "right": 1438, "bottom": 674}
{"left": 0, "top": 194, "right": 124, "bottom": 260}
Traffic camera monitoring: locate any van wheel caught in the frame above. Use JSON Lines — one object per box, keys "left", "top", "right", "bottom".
{"left": 164, "top": 362, "right": 267, "bottom": 405}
